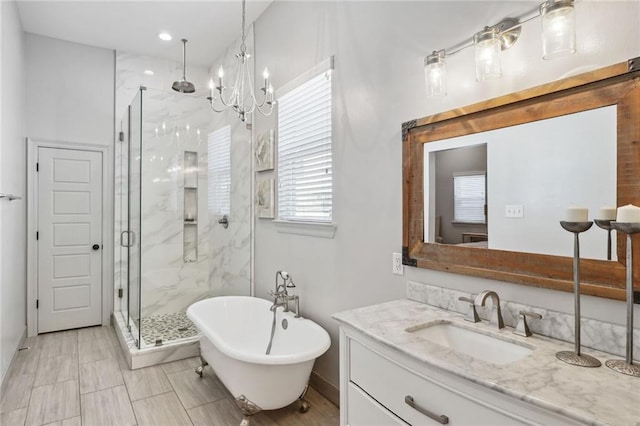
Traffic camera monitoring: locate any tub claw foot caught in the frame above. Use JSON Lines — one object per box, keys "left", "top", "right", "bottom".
{"left": 298, "top": 384, "right": 310, "bottom": 413}
{"left": 195, "top": 356, "right": 208, "bottom": 378}
{"left": 299, "top": 400, "right": 310, "bottom": 413}
{"left": 236, "top": 395, "right": 261, "bottom": 426}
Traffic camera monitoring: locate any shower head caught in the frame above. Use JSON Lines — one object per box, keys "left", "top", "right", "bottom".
{"left": 172, "top": 39, "right": 196, "bottom": 93}
{"left": 172, "top": 80, "right": 195, "bottom": 93}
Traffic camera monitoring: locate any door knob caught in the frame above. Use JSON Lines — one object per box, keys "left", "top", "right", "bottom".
{"left": 92, "top": 244, "right": 101, "bottom": 251}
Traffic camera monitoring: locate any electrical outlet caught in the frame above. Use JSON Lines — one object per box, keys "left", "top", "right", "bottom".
{"left": 392, "top": 252, "right": 404, "bottom": 275}
{"left": 505, "top": 204, "right": 524, "bottom": 218}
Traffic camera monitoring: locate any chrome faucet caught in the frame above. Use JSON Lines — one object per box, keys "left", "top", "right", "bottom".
{"left": 269, "top": 271, "right": 300, "bottom": 317}
{"left": 474, "top": 290, "right": 504, "bottom": 329}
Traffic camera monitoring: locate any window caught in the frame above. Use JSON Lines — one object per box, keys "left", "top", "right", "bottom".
{"left": 277, "top": 64, "right": 332, "bottom": 223}
{"left": 208, "top": 126, "right": 231, "bottom": 216}
{"left": 453, "top": 172, "right": 486, "bottom": 224}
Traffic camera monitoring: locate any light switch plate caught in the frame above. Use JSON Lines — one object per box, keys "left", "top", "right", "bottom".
{"left": 505, "top": 204, "right": 524, "bottom": 218}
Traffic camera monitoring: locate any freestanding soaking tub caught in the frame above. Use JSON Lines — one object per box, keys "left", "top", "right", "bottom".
{"left": 186, "top": 296, "right": 331, "bottom": 420}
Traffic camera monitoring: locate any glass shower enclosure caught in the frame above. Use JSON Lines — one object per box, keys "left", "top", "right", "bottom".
{"left": 115, "top": 86, "right": 232, "bottom": 349}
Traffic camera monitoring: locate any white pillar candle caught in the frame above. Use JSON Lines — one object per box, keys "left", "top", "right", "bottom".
{"left": 566, "top": 206, "right": 588, "bottom": 222}
{"left": 598, "top": 206, "right": 617, "bottom": 221}
{"left": 616, "top": 204, "right": 640, "bottom": 223}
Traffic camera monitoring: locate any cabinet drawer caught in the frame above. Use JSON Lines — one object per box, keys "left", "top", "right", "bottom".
{"left": 349, "top": 339, "right": 526, "bottom": 426}
{"left": 347, "top": 383, "right": 407, "bottom": 426}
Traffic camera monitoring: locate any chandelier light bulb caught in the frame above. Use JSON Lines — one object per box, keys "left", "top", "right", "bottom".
{"left": 474, "top": 27, "right": 502, "bottom": 81}
{"left": 541, "top": 0, "right": 576, "bottom": 59}
{"left": 424, "top": 51, "right": 447, "bottom": 97}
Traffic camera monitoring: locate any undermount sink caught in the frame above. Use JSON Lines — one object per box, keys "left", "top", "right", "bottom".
{"left": 408, "top": 322, "right": 534, "bottom": 365}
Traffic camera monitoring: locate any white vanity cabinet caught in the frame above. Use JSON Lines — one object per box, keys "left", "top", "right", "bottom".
{"left": 339, "top": 327, "right": 582, "bottom": 426}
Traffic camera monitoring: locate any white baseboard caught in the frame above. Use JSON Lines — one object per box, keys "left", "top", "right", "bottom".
{"left": 0, "top": 327, "right": 27, "bottom": 398}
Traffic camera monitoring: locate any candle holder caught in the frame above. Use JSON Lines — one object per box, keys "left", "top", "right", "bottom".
{"left": 594, "top": 219, "right": 614, "bottom": 261}
{"left": 556, "top": 221, "right": 602, "bottom": 367}
{"left": 605, "top": 222, "right": 640, "bottom": 377}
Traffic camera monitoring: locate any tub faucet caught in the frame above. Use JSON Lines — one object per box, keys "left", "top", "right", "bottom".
{"left": 270, "top": 271, "right": 300, "bottom": 317}
{"left": 474, "top": 290, "right": 504, "bottom": 329}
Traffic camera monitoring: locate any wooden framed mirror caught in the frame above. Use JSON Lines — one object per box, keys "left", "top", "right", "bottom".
{"left": 402, "top": 58, "right": 640, "bottom": 301}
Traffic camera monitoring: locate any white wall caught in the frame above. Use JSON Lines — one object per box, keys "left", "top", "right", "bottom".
{"left": 26, "top": 34, "right": 115, "bottom": 145}
{"left": 0, "top": 0, "right": 26, "bottom": 384}
{"left": 25, "top": 34, "right": 115, "bottom": 329}
{"left": 252, "top": 1, "right": 640, "bottom": 390}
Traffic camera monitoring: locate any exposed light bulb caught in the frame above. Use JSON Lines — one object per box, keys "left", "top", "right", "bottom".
{"left": 263, "top": 68, "right": 270, "bottom": 79}
{"left": 158, "top": 32, "right": 172, "bottom": 41}
{"left": 218, "top": 66, "right": 224, "bottom": 79}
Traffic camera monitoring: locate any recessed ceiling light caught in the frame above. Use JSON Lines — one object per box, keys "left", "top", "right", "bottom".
{"left": 158, "top": 32, "right": 172, "bottom": 41}
{"left": 144, "top": 70, "right": 154, "bottom": 76}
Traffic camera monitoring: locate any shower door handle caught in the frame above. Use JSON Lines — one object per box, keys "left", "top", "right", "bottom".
{"left": 120, "top": 231, "right": 135, "bottom": 247}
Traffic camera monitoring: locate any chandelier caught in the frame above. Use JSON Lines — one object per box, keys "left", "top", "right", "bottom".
{"left": 208, "top": 0, "right": 274, "bottom": 122}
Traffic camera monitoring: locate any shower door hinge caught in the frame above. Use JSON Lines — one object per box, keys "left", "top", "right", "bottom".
{"left": 36, "top": 299, "right": 39, "bottom": 309}
{"left": 119, "top": 131, "right": 125, "bottom": 142}
{"left": 118, "top": 288, "right": 123, "bottom": 298}
{"left": 36, "top": 231, "right": 39, "bottom": 240}
{"left": 36, "top": 162, "right": 39, "bottom": 172}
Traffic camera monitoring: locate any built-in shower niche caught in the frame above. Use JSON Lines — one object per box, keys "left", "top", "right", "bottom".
{"left": 184, "top": 151, "right": 198, "bottom": 263}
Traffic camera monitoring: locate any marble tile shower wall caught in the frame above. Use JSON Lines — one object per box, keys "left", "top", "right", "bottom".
{"left": 208, "top": 117, "right": 252, "bottom": 297}
{"left": 138, "top": 90, "right": 213, "bottom": 318}
{"left": 407, "top": 281, "right": 640, "bottom": 361}
{"left": 113, "top": 52, "right": 252, "bottom": 323}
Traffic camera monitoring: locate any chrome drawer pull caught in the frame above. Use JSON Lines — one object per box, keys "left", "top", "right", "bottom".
{"left": 404, "top": 395, "right": 449, "bottom": 424}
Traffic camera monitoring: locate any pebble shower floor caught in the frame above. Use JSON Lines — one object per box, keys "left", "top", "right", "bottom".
{"left": 138, "top": 312, "right": 199, "bottom": 346}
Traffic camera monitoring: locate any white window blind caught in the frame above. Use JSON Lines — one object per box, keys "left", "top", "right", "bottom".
{"left": 277, "top": 67, "right": 332, "bottom": 222}
{"left": 453, "top": 172, "right": 486, "bottom": 223}
{"left": 208, "top": 126, "right": 231, "bottom": 215}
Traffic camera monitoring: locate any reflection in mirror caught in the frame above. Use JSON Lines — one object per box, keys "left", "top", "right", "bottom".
{"left": 431, "top": 145, "right": 487, "bottom": 246}
{"left": 425, "top": 105, "right": 617, "bottom": 261}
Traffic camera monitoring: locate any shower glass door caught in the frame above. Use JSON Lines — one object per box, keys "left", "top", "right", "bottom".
{"left": 128, "top": 88, "right": 143, "bottom": 347}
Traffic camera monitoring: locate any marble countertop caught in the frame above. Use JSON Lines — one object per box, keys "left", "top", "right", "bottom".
{"left": 333, "top": 299, "right": 640, "bottom": 426}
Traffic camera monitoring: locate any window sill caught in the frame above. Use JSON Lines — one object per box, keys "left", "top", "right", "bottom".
{"left": 273, "top": 220, "right": 337, "bottom": 238}
{"left": 451, "top": 221, "right": 487, "bottom": 226}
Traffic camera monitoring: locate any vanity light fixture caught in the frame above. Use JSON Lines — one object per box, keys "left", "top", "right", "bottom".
{"left": 208, "top": 0, "right": 274, "bottom": 122}
{"left": 424, "top": 50, "right": 447, "bottom": 96}
{"left": 541, "top": 0, "right": 576, "bottom": 59}
{"left": 423, "top": 0, "right": 576, "bottom": 96}
{"left": 474, "top": 27, "right": 503, "bottom": 81}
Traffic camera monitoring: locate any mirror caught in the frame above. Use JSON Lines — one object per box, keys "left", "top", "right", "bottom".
{"left": 425, "top": 106, "right": 617, "bottom": 261}
{"left": 402, "top": 59, "right": 640, "bottom": 301}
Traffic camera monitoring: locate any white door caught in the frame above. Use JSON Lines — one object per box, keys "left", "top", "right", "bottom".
{"left": 38, "top": 147, "right": 103, "bottom": 333}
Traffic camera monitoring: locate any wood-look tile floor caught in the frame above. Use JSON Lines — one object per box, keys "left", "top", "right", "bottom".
{"left": 0, "top": 326, "right": 339, "bottom": 426}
